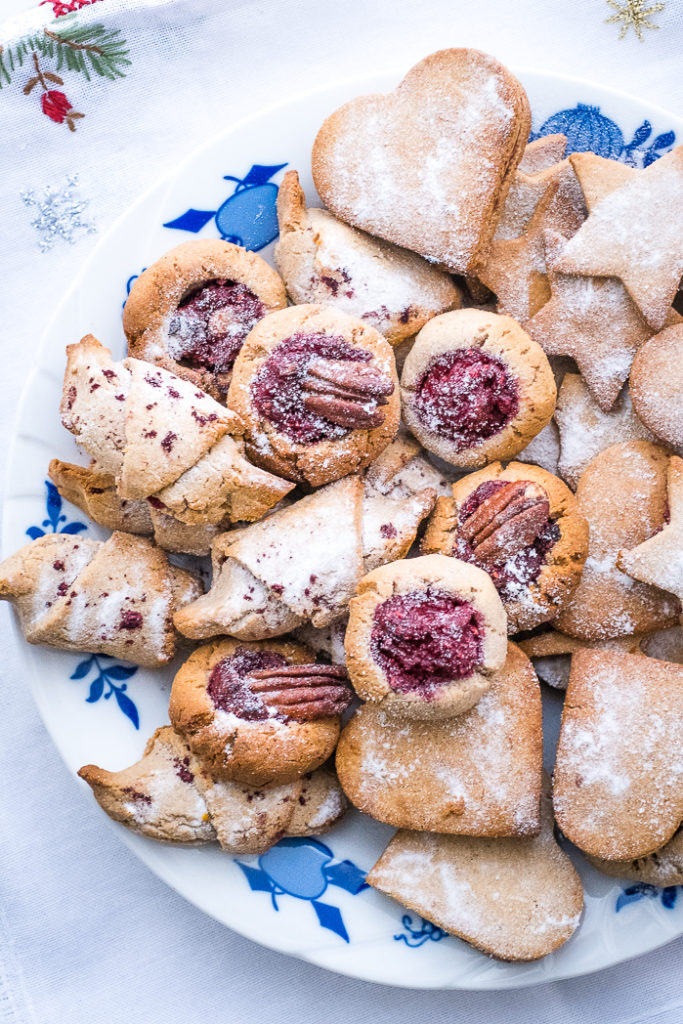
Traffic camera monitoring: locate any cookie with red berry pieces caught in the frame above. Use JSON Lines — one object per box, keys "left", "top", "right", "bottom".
{"left": 173, "top": 453, "right": 438, "bottom": 644}
{"left": 48, "top": 458, "right": 223, "bottom": 556}
{"left": 79, "top": 727, "right": 216, "bottom": 846}
{"left": 0, "top": 531, "right": 201, "bottom": 669}
{"left": 422, "top": 462, "right": 589, "bottom": 634}
{"left": 344, "top": 554, "right": 507, "bottom": 721}
{"left": 629, "top": 323, "right": 683, "bottom": 448}
{"left": 335, "top": 641, "right": 542, "bottom": 836}
{"left": 274, "top": 170, "right": 462, "bottom": 345}
{"left": 553, "top": 648, "right": 683, "bottom": 861}
{"left": 554, "top": 441, "right": 680, "bottom": 641}
{"left": 227, "top": 304, "right": 400, "bottom": 487}
{"left": 169, "top": 637, "right": 352, "bottom": 788}
{"left": 78, "top": 726, "right": 347, "bottom": 853}
{"left": 312, "top": 49, "right": 531, "bottom": 275}
{"left": 124, "top": 240, "right": 287, "bottom": 401}
{"left": 400, "top": 308, "right": 556, "bottom": 470}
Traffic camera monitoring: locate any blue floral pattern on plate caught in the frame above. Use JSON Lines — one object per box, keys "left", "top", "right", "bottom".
{"left": 26, "top": 479, "right": 87, "bottom": 540}
{"left": 163, "top": 162, "right": 287, "bottom": 250}
{"left": 394, "top": 915, "right": 449, "bottom": 947}
{"left": 70, "top": 654, "right": 139, "bottom": 728}
{"left": 531, "top": 103, "right": 675, "bottom": 167}
{"left": 617, "top": 883, "right": 680, "bottom": 912}
{"left": 237, "top": 837, "right": 368, "bottom": 942}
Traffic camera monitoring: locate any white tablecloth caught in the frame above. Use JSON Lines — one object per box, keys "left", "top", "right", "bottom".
{"left": 1, "top": 1, "right": 682, "bottom": 1021}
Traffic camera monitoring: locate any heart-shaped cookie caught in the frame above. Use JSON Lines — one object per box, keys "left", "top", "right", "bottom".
{"left": 335, "top": 642, "right": 543, "bottom": 836}
{"left": 367, "top": 776, "right": 583, "bottom": 962}
{"left": 312, "top": 49, "right": 531, "bottom": 275}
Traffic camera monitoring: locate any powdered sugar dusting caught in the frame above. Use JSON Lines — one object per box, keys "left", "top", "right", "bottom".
{"left": 526, "top": 238, "right": 652, "bottom": 410}
{"left": 305, "top": 208, "right": 458, "bottom": 331}
{"left": 346, "top": 647, "right": 541, "bottom": 836}
{"left": 318, "top": 58, "right": 521, "bottom": 271}
{"left": 556, "top": 376, "right": 655, "bottom": 488}
{"left": 556, "top": 652, "right": 683, "bottom": 855}
{"left": 368, "top": 788, "right": 582, "bottom": 960}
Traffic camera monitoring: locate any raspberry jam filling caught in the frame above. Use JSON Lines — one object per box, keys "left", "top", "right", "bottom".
{"left": 414, "top": 348, "right": 519, "bottom": 450}
{"left": 456, "top": 479, "right": 560, "bottom": 600}
{"left": 371, "top": 590, "right": 485, "bottom": 698}
{"left": 251, "top": 332, "right": 374, "bottom": 444}
{"left": 167, "top": 279, "right": 266, "bottom": 381}
{"left": 207, "top": 648, "right": 287, "bottom": 720}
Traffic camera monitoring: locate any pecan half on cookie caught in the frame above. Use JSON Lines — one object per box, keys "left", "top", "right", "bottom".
{"left": 458, "top": 481, "right": 551, "bottom": 569}
{"left": 302, "top": 358, "right": 395, "bottom": 430}
{"left": 227, "top": 303, "right": 400, "bottom": 487}
{"left": 169, "top": 638, "right": 352, "bottom": 787}
{"left": 249, "top": 663, "right": 353, "bottom": 720}
{"left": 423, "top": 462, "right": 589, "bottom": 633}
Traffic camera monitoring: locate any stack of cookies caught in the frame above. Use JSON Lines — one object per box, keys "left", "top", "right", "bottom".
{"left": 2, "top": 47, "right": 682, "bottom": 964}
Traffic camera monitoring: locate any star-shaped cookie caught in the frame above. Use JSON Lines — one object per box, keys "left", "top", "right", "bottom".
{"left": 494, "top": 156, "right": 586, "bottom": 241}
{"left": 569, "top": 152, "right": 637, "bottom": 211}
{"left": 478, "top": 182, "right": 558, "bottom": 322}
{"left": 555, "top": 147, "right": 683, "bottom": 330}
{"left": 525, "top": 231, "right": 652, "bottom": 410}
{"left": 618, "top": 455, "right": 683, "bottom": 607}
{"left": 555, "top": 373, "right": 655, "bottom": 488}
{"left": 518, "top": 133, "right": 567, "bottom": 175}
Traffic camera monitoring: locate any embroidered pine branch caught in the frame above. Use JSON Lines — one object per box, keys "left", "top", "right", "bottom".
{"left": 0, "top": 19, "right": 130, "bottom": 87}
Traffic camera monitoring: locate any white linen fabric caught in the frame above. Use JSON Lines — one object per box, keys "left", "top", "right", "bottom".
{"left": 1, "top": 0, "right": 682, "bottom": 1021}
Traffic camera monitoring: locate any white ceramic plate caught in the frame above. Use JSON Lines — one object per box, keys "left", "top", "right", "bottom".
{"left": 5, "top": 69, "right": 683, "bottom": 990}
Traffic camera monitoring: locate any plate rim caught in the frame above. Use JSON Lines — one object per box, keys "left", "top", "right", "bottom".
{"left": 5, "top": 65, "right": 683, "bottom": 990}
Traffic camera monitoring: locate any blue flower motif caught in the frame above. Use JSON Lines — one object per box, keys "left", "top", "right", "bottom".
{"left": 70, "top": 654, "right": 139, "bottom": 728}
{"left": 616, "top": 883, "right": 679, "bottom": 912}
{"left": 26, "top": 480, "right": 87, "bottom": 540}
{"left": 531, "top": 103, "right": 675, "bottom": 168}
{"left": 236, "top": 837, "right": 368, "bottom": 942}
{"left": 163, "top": 163, "right": 287, "bottom": 251}
{"left": 394, "top": 914, "right": 449, "bottom": 947}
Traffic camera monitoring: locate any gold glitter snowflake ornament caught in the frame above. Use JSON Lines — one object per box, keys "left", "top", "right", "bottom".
{"left": 605, "top": 0, "right": 666, "bottom": 41}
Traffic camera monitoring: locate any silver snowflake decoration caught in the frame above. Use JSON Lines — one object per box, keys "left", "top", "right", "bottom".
{"left": 21, "top": 174, "right": 96, "bottom": 252}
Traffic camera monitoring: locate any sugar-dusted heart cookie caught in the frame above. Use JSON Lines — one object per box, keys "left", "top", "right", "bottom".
{"left": 336, "top": 642, "right": 542, "bottom": 836}
{"left": 367, "top": 778, "right": 583, "bottom": 961}
{"left": 312, "top": 49, "right": 531, "bottom": 275}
